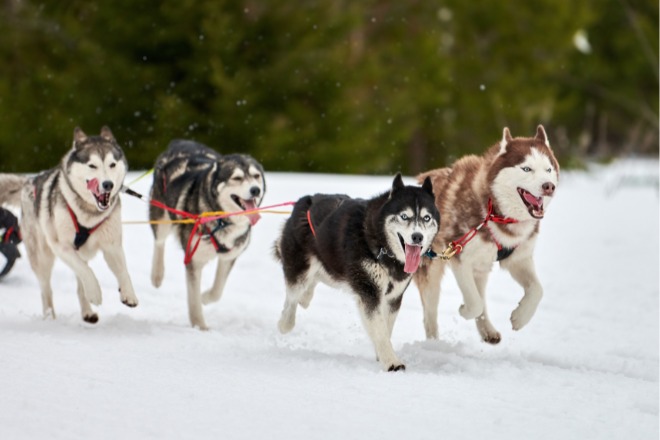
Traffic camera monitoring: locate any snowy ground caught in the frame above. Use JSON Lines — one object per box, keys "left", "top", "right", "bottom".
{"left": 0, "top": 160, "right": 658, "bottom": 440}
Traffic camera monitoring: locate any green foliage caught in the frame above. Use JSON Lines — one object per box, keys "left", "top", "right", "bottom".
{"left": 0, "top": 0, "right": 657, "bottom": 174}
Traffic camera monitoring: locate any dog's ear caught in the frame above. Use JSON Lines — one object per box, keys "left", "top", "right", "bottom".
{"left": 499, "top": 127, "right": 513, "bottom": 154}
{"left": 391, "top": 173, "right": 405, "bottom": 194}
{"left": 535, "top": 124, "right": 550, "bottom": 148}
{"left": 73, "top": 127, "right": 87, "bottom": 150}
{"left": 421, "top": 176, "right": 434, "bottom": 196}
{"left": 100, "top": 126, "right": 116, "bottom": 143}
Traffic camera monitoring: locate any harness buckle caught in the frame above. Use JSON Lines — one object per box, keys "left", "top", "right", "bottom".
{"left": 440, "top": 243, "right": 461, "bottom": 260}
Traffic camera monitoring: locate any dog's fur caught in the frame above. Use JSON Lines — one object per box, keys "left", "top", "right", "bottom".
{"left": 0, "top": 127, "right": 138, "bottom": 322}
{"left": 149, "top": 140, "right": 265, "bottom": 330}
{"left": 414, "top": 125, "right": 559, "bottom": 343}
{"left": 274, "top": 174, "right": 439, "bottom": 371}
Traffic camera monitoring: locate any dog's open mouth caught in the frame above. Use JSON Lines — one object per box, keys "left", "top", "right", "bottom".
{"left": 398, "top": 233, "right": 422, "bottom": 274}
{"left": 87, "top": 178, "right": 111, "bottom": 211}
{"left": 231, "top": 195, "right": 261, "bottom": 226}
{"left": 517, "top": 187, "right": 544, "bottom": 219}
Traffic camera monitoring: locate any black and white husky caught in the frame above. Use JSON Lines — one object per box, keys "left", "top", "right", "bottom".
{"left": 149, "top": 140, "right": 265, "bottom": 330}
{"left": 274, "top": 174, "right": 439, "bottom": 371}
{"left": 414, "top": 126, "right": 559, "bottom": 343}
{"left": 0, "top": 127, "right": 138, "bottom": 323}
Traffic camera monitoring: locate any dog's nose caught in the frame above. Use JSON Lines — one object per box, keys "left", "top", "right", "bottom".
{"left": 250, "top": 186, "right": 261, "bottom": 198}
{"left": 411, "top": 232, "right": 423, "bottom": 244}
{"left": 102, "top": 180, "right": 114, "bottom": 192}
{"left": 542, "top": 182, "right": 555, "bottom": 196}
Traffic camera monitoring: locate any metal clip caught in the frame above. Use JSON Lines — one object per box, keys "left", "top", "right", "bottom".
{"left": 440, "top": 243, "right": 461, "bottom": 260}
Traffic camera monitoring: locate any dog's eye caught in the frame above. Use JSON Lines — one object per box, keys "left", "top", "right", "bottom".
{"left": 88, "top": 164, "right": 97, "bottom": 170}
{"left": 252, "top": 174, "right": 261, "bottom": 180}
{"left": 546, "top": 167, "right": 552, "bottom": 173}
{"left": 521, "top": 166, "right": 532, "bottom": 172}
{"left": 232, "top": 176, "right": 243, "bottom": 182}
{"left": 423, "top": 215, "right": 431, "bottom": 222}
{"left": 400, "top": 213, "right": 409, "bottom": 221}
{"left": 109, "top": 162, "right": 116, "bottom": 169}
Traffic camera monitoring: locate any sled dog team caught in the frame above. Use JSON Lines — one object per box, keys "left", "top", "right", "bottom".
{"left": 0, "top": 125, "right": 558, "bottom": 371}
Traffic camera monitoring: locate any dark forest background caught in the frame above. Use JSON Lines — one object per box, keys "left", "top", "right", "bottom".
{"left": 1, "top": 0, "right": 657, "bottom": 174}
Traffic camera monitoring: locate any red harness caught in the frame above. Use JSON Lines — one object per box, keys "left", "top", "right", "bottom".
{"left": 66, "top": 205, "right": 108, "bottom": 250}
{"left": 441, "top": 198, "right": 518, "bottom": 259}
{"left": 306, "top": 210, "right": 317, "bottom": 237}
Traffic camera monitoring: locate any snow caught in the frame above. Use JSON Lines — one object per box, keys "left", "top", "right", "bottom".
{"left": 0, "top": 160, "right": 658, "bottom": 440}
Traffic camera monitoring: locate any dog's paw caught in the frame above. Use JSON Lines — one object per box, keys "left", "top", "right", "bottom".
{"left": 43, "top": 308, "right": 56, "bottom": 320}
{"left": 387, "top": 363, "right": 406, "bottom": 372}
{"left": 482, "top": 331, "right": 501, "bottom": 344}
{"left": 83, "top": 312, "right": 99, "bottom": 324}
{"left": 476, "top": 316, "right": 501, "bottom": 344}
{"left": 511, "top": 302, "right": 536, "bottom": 330}
{"left": 121, "top": 297, "right": 138, "bottom": 308}
{"left": 119, "top": 288, "right": 139, "bottom": 308}
{"left": 278, "top": 316, "right": 295, "bottom": 334}
{"left": 201, "top": 290, "right": 219, "bottom": 305}
{"left": 459, "top": 303, "right": 483, "bottom": 320}
{"left": 192, "top": 322, "right": 209, "bottom": 331}
{"left": 151, "top": 272, "right": 164, "bottom": 289}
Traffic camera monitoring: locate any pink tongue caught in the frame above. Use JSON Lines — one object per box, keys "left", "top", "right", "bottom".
{"left": 523, "top": 191, "right": 542, "bottom": 208}
{"left": 87, "top": 178, "right": 99, "bottom": 195}
{"left": 242, "top": 199, "right": 261, "bottom": 226}
{"left": 403, "top": 244, "right": 422, "bottom": 274}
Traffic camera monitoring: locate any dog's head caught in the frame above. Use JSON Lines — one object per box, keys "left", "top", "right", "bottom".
{"left": 65, "top": 126, "right": 127, "bottom": 212}
{"left": 213, "top": 154, "right": 265, "bottom": 226}
{"left": 489, "top": 125, "right": 559, "bottom": 220}
{"left": 382, "top": 174, "right": 439, "bottom": 274}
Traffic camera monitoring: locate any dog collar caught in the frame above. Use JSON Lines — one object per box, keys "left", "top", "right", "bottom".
{"left": 66, "top": 205, "right": 108, "bottom": 250}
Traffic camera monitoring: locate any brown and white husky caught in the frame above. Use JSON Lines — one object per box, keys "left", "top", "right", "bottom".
{"left": 414, "top": 125, "right": 559, "bottom": 343}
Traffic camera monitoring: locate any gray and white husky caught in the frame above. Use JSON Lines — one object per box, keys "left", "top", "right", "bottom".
{"left": 149, "top": 140, "right": 265, "bottom": 330}
{"left": 274, "top": 174, "right": 439, "bottom": 371}
{"left": 0, "top": 127, "right": 138, "bottom": 323}
{"left": 414, "top": 125, "right": 559, "bottom": 343}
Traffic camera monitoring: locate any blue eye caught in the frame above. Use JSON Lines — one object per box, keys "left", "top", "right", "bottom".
{"left": 400, "top": 213, "right": 409, "bottom": 221}
{"left": 423, "top": 215, "right": 431, "bottom": 222}
{"left": 521, "top": 166, "right": 532, "bottom": 172}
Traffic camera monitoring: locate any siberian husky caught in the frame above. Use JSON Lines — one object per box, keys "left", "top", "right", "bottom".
{"left": 149, "top": 140, "right": 265, "bottom": 330}
{"left": 274, "top": 174, "right": 439, "bottom": 371}
{"left": 0, "top": 127, "right": 138, "bottom": 323}
{"left": 414, "top": 125, "right": 559, "bottom": 343}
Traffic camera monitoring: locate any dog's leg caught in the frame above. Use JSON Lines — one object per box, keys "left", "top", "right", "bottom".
{"left": 76, "top": 277, "right": 98, "bottom": 323}
{"left": 185, "top": 263, "right": 208, "bottom": 330}
{"left": 21, "top": 220, "right": 57, "bottom": 318}
{"left": 415, "top": 260, "right": 446, "bottom": 339}
{"left": 52, "top": 244, "right": 103, "bottom": 306}
{"left": 298, "top": 282, "right": 317, "bottom": 309}
{"left": 358, "top": 301, "right": 405, "bottom": 372}
{"left": 386, "top": 293, "right": 404, "bottom": 338}
{"left": 278, "top": 282, "right": 306, "bottom": 333}
{"left": 507, "top": 258, "right": 543, "bottom": 330}
{"left": 150, "top": 220, "right": 171, "bottom": 288}
{"left": 29, "top": 244, "right": 56, "bottom": 319}
{"left": 201, "top": 259, "right": 235, "bottom": 305}
{"left": 474, "top": 269, "right": 501, "bottom": 344}
{"left": 102, "top": 245, "right": 138, "bottom": 308}
{"left": 452, "top": 261, "right": 484, "bottom": 320}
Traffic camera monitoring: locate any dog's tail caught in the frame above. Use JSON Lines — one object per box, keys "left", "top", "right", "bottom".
{"left": 0, "top": 174, "right": 27, "bottom": 207}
